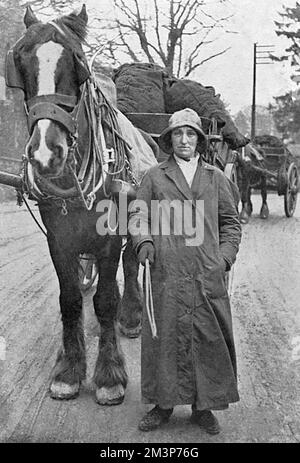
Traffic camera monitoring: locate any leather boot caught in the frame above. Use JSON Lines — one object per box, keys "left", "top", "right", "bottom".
{"left": 138, "top": 405, "right": 173, "bottom": 432}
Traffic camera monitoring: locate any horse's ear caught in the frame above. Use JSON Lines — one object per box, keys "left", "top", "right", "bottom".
{"left": 77, "top": 4, "right": 88, "bottom": 24}
{"left": 24, "top": 5, "right": 38, "bottom": 28}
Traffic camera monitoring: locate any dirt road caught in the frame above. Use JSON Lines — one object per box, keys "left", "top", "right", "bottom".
{"left": 0, "top": 194, "right": 299, "bottom": 443}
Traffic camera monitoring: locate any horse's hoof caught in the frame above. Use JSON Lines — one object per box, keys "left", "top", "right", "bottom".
{"left": 118, "top": 322, "right": 142, "bottom": 338}
{"left": 239, "top": 213, "right": 249, "bottom": 224}
{"left": 260, "top": 205, "right": 269, "bottom": 219}
{"left": 49, "top": 381, "right": 80, "bottom": 400}
{"left": 95, "top": 384, "right": 125, "bottom": 405}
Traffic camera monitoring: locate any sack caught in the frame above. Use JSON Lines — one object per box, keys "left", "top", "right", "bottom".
{"left": 113, "top": 63, "right": 167, "bottom": 113}
{"left": 94, "top": 72, "right": 117, "bottom": 107}
{"left": 116, "top": 109, "right": 158, "bottom": 183}
{"left": 164, "top": 78, "right": 223, "bottom": 132}
{"left": 164, "top": 78, "right": 249, "bottom": 149}
{"left": 113, "top": 64, "right": 249, "bottom": 149}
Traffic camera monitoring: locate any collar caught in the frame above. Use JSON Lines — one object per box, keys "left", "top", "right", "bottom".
{"left": 173, "top": 152, "right": 200, "bottom": 165}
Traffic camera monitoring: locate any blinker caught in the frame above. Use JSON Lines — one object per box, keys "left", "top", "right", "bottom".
{"left": 5, "top": 49, "right": 25, "bottom": 90}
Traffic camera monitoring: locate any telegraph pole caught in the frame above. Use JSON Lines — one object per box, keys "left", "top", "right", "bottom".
{"left": 251, "top": 43, "right": 257, "bottom": 141}
{"left": 251, "top": 43, "right": 274, "bottom": 141}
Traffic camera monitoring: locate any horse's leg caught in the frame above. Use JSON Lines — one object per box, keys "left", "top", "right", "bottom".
{"left": 118, "top": 238, "right": 142, "bottom": 338}
{"left": 93, "top": 237, "right": 128, "bottom": 405}
{"left": 239, "top": 176, "right": 250, "bottom": 224}
{"left": 246, "top": 186, "right": 253, "bottom": 216}
{"left": 47, "top": 238, "right": 86, "bottom": 400}
{"left": 260, "top": 176, "right": 269, "bottom": 219}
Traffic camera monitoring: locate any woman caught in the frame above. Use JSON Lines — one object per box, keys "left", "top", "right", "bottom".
{"left": 128, "top": 108, "right": 242, "bottom": 434}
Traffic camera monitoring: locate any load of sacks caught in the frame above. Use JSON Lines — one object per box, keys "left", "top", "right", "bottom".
{"left": 254, "top": 135, "right": 285, "bottom": 148}
{"left": 111, "top": 62, "right": 249, "bottom": 150}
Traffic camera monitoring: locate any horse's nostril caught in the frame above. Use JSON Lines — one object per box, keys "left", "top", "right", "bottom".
{"left": 50, "top": 145, "right": 65, "bottom": 169}
{"left": 49, "top": 158, "right": 55, "bottom": 170}
{"left": 54, "top": 144, "right": 64, "bottom": 160}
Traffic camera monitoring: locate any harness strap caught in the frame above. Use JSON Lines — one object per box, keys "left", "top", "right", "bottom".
{"left": 27, "top": 94, "right": 78, "bottom": 109}
{"left": 22, "top": 194, "right": 48, "bottom": 237}
{"left": 28, "top": 102, "right": 77, "bottom": 135}
{"left": 77, "top": 123, "right": 92, "bottom": 183}
{"left": 34, "top": 165, "right": 78, "bottom": 198}
{"left": 102, "top": 117, "right": 133, "bottom": 151}
{"left": 73, "top": 92, "right": 92, "bottom": 183}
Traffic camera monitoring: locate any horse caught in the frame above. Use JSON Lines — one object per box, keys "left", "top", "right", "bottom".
{"left": 237, "top": 142, "right": 269, "bottom": 224}
{"left": 6, "top": 5, "right": 156, "bottom": 404}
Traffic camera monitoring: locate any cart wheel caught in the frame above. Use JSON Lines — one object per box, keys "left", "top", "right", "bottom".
{"left": 78, "top": 254, "right": 98, "bottom": 291}
{"left": 277, "top": 162, "right": 288, "bottom": 196}
{"left": 284, "top": 162, "right": 298, "bottom": 217}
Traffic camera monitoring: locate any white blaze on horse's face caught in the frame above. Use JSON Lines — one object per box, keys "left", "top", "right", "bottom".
{"left": 35, "top": 119, "right": 68, "bottom": 170}
{"left": 28, "top": 118, "right": 69, "bottom": 176}
{"left": 26, "top": 41, "right": 69, "bottom": 177}
{"left": 35, "top": 120, "right": 53, "bottom": 168}
{"left": 36, "top": 42, "right": 63, "bottom": 94}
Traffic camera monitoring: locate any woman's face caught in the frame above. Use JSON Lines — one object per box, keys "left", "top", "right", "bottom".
{"left": 171, "top": 126, "right": 198, "bottom": 159}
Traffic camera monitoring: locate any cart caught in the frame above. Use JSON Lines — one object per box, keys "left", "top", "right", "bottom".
{"left": 262, "top": 145, "right": 298, "bottom": 218}
{"left": 240, "top": 137, "right": 299, "bottom": 218}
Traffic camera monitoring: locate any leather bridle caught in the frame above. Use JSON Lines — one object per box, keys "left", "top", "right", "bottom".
{"left": 6, "top": 21, "right": 134, "bottom": 214}
{"left": 26, "top": 93, "right": 79, "bottom": 136}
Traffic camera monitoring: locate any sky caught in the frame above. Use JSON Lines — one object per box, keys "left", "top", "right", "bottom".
{"left": 196, "top": 0, "right": 298, "bottom": 113}
{"left": 79, "top": 0, "right": 299, "bottom": 114}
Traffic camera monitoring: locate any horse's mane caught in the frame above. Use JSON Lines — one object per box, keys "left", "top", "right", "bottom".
{"left": 56, "top": 12, "right": 88, "bottom": 43}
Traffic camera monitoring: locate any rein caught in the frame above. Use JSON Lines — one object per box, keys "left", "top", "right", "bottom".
{"left": 144, "top": 259, "right": 158, "bottom": 339}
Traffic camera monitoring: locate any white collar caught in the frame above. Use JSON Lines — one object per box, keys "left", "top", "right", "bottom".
{"left": 173, "top": 153, "right": 199, "bottom": 165}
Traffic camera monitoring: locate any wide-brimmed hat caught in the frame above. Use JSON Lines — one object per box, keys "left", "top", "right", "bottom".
{"left": 158, "top": 108, "right": 207, "bottom": 154}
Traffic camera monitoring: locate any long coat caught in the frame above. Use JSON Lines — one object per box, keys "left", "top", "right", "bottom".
{"left": 128, "top": 155, "right": 242, "bottom": 410}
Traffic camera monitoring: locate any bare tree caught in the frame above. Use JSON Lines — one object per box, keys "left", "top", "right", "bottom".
{"left": 20, "top": 0, "right": 78, "bottom": 17}
{"left": 17, "top": 1, "right": 235, "bottom": 76}
{"left": 104, "top": 0, "right": 235, "bottom": 77}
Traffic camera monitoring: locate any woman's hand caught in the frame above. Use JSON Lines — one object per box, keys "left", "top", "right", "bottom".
{"left": 137, "top": 242, "right": 155, "bottom": 266}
